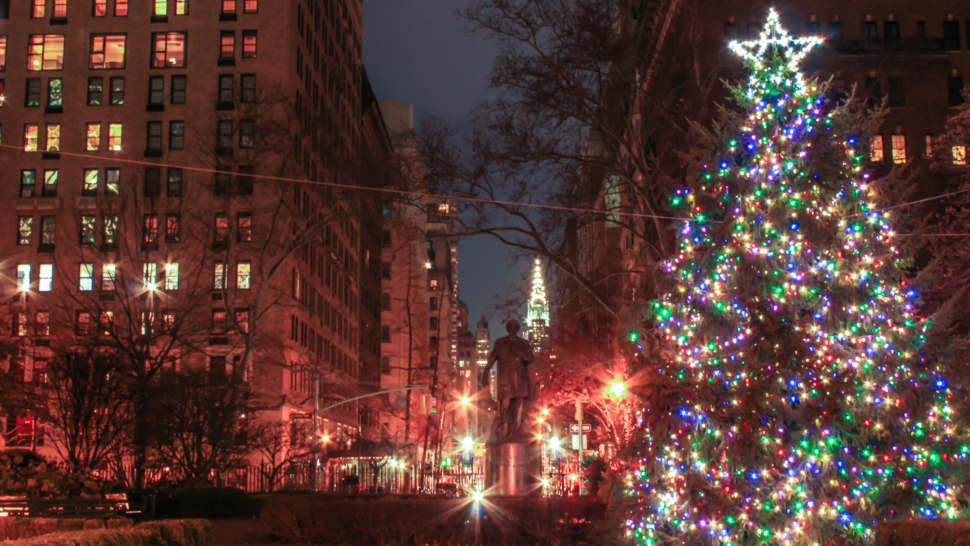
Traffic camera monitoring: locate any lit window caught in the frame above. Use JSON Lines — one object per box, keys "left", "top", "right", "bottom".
{"left": 80, "top": 215, "right": 96, "bottom": 244}
{"left": 162, "top": 311, "right": 176, "bottom": 333}
{"left": 77, "top": 311, "right": 92, "bottom": 334}
{"left": 15, "top": 313, "right": 26, "bottom": 336}
{"left": 18, "top": 217, "right": 33, "bottom": 245}
{"left": 47, "top": 78, "right": 62, "bottom": 107}
{"left": 175, "top": 0, "right": 187, "bottom": 15}
{"left": 141, "top": 311, "right": 154, "bottom": 335}
{"left": 31, "top": 0, "right": 45, "bottom": 18}
{"left": 83, "top": 169, "right": 99, "bottom": 195}
{"left": 20, "top": 171, "right": 36, "bottom": 197}
{"left": 153, "top": 0, "right": 166, "bottom": 16}
{"left": 151, "top": 32, "right": 186, "bottom": 68}
{"left": 108, "top": 123, "right": 122, "bottom": 150}
{"left": 143, "top": 263, "right": 157, "bottom": 289}
{"left": 114, "top": 0, "right": 127, "bottom": 16}
{"left": 103, "top": 215, "right": 118, "bottom": 244}
{"left": 870, "top": 135, "right": 884, "bottom": 163}
{"left": 891, "top": 134, "right": 906, "bottom": 164}
{"left": 220, "top": 32, "right": 235, "bottom": 58}
{"left": 222, "top": 0, "right": 235, "bottom": 13}
{"left": 215, "top": 214, "right": 229, "bottom": 243}
{"left": 28, "top": 35, "right": 65, "bottom": 71}
{"left": 167, "top": 169, "right": 183, "bottom": 196}
{"left": 165, "top": 263, "right": 179, "bottom": 290}
{"left": 237, "top": 261, "right": 251, "bottom": 289}
{"left": 87, "top": 77, "right": 103, "bottom": 105}
{"left": 237, "top": 213, "right": 252, "bottom": 242}
{"left": 438, "top": 203, "right": 450, "bottom": 213}
{"left": 17, "top": 265, "right": 31, "bottom": 292}
{"left": 41, "top": 216, "right": 55, "bottom": 245}
{"left": 214, "top": 262, "right": 226, "bottom": 289}
{"left": 243, "top": 0, "right": 256, "bottom": 13}
{"left": 926, "top": 134, "right": 933, "bottom": 154}
{"left": 24, "top": 124, "right": 39, "bottom": 152}
{"left": 86, "top": 123, "right": 101, "bottom": 151}
{"left": 36, "top": 313, "right": 50, "bottom": 337}
{"left": 213, "top": 310, "right": 227, "bottom": 334}
{"left": 93, "top": 0, "right": 106, "bottom": 16}
{"left": 242, "top": 31, "right": 257, "bottom": 58}
{"left": 236, "top": 309, "right": 250, "bottom": 333}
{"left": 0, "top": 36, "right": 6, "bottom": 71}
{"left": 46, "top": 123, "right": 60, "bottom": 152}
{"left": 106, "top": 169, "right": 120, "bottom": 194}
{"left": 52, "top": 0, "right": 66, "bottom": 18}
{"left": 166, "top": 215, "right": 180, "bottom": 242}
{"left": 42, "top": 170, "right": 57, "bottom": 197}
{"left": 100, "top": 311, "right": 113, "bottom": 335}
{"left": 39, "top": 264, "right": 53, "bottom": 292}
{"left": 79, "top": 263, "right": 94, "bottom": 291}
{"left": 143, "top": 214, "right": 158, "bottom": 243}
{"left": 954, "top": 146, "right": 967, "bottom": 166}
{"left": 101, "top": 264, "right": 116, "bottom": 291}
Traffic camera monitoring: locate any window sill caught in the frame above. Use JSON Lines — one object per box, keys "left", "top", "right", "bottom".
{"left": 218, "top": 58, "right": 236, "bottom": 66}
{"left": 144, "top": 149, "right": 163, "bottom": 158}
{"left": 50, "top": 17, "right": 67, "bottom": 25}
{"left": 146, "top": 103, "right": 165, "bottom": 112}
{"left": 209, "top": 337, "right": 229, "bottom": 345}
{"left": 216, "top": 102, "right": 235, "bottom": 111}
{"left": 99, "top": 293, "right": 115, "bottom": 301}
{"left": 219, "top": 13, "right": 237, "bottom": 21}
{"left": 151, "top": 14, "right": 169, "bottom": 22}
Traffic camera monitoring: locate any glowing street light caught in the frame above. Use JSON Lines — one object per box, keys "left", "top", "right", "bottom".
{"left": 609, "top": 373, "right": 626, "bottom": 399}
{"left": 462, "top": 436, "right": 473, "bottom": 451}
{"left": 460, "top": 396, "right": 470, "bottom": 406}
{"left": 472, "top": 490, "right": 484, "bottom": 502}
{"left": 549, "top": 436, "right": 561, "bottom": 451}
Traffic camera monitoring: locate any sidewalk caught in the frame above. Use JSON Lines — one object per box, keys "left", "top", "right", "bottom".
{"left": 209, "top": 519, "right": 286, "bottom": 546}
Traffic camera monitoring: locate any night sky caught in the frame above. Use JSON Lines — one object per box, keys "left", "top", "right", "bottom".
{"left": 363, "top": 0, "right": 531, "bottom": 341}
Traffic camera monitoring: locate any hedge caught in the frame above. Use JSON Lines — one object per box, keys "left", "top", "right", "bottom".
{"left": 0, "top": 519, "right": 133, "bottom": 542}
{"left": 261, "top": 495, "right": 606, "bottom": 546}
{"left": 876, "top": 519, "right": 970, "bottom": 546}
{"left": 1, "top": 519, "right": 210, "bottom": 546}
{"left": 152, "top": 488, "right": 263, "bottom": 519}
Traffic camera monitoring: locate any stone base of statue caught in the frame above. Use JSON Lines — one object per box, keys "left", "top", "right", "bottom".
{"left": 484, "top": 438, "right": 542, "bottom": 497}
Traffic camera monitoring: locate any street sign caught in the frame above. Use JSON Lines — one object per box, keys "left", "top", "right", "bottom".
{"left": 571, "top": 434, "right": 588, "bottom": 450}
{"left": 568, "top": 423, "right": 591, "bottom": 433}
{"left": 289, "top": 413, "right": 311, "bottom": 420}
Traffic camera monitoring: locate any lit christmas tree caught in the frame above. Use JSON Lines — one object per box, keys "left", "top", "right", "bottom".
{"left": 626, "top": 10, "right": 967, "bottom": 546}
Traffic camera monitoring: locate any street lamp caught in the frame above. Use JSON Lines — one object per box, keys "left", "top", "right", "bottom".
{"left": 460, "top": 396, "right": 470, "bottom": 406}
{"left": 609, "top": 373, "right": 626, "bottom": 399}
{"left": 462, "top": 436, "right": 473, "bottom": 451}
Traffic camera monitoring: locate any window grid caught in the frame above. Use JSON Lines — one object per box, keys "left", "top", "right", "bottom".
{"left": 891, "top": 134, "right": 907, "bottom": 164}
{"left": 171, "top": 75, "right": 186, "bottom": 103}
{"left": 86, "top": 123, "right": 101, "bottom": 151}
{"left": 242, "top": 31, "right": 257, "bottom": 58}
{"left": 169, "top": 121, "right": 184, "bottom": 150}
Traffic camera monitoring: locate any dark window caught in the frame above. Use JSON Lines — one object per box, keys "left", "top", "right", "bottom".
{"left": 237, "top": 165, "right": 254, "bottom": 195}
{"left": 219, "top": 75, "right": 233, "bottom": 103}
{"left": 381, "top": 262, "right": 390, "bottom": 279}
{"left": 87, "top": 77, "right": 103, "bottom": 105}
{"left": 724, "top": 22, "right": 739, "bottom": 40}
{"left": 381, "top": 230, "right": 391, "bottom": 247}
{"left": 828, "top": 21, "right": 843, "bottom": 40}
{"left": 40, "top": 216, "right": 55, "bottom": 246}
{"left": 381, "top": 325, "right": 390, "bottom": 342}
{"left": 865, "top": 77, "right": 881, "bottom": 105}
{"left": 918, "top": 21, "right": 927, "bottom": 43}
{"left": 165, "top": 214, "right": 180, "bottom": 242}
{"left": 805, "top": 21, "right": 821, "bottom": 35}
{"left": 42, "top": 170, "right": 57, "bottom": 197}
{"left": 747, "top": 22, "right": 760, "bottom": 39}
{"left": 381, "top": 356, "right": 390, "bottom": 375}
{"left": 884, "top": 21, "right": 900, "bottom": 41}
{"left": 167, "top": 168, "right": 183, "bottom": 196}
{"left": 240, "top": 120, "right": 254, "bottom": 148}
{"left": 949, "top": 76, "right": 965, "bottom": 107}
{"left": 215, "top": 172, "right": 231, "bottom": 195}
{"left": 944, "top": 21, "right": 960, "bottom": 51}
{"left": 144, "top": 167, "right": 161, "bottom": 197}
{"left": 429, "top": 297, "right": 438, "bottom": 310}
{"left": 862, "top": 21, "right": 877, "bottom": 39}
{"left": 242, "top": 30, "right": 256, "bottom": 58}
{"left": 237, "top": 212, "right": 252, "bottom": 242}
{"left": 241, "top": 74, "right": 255, "bottom": 102}
{"left": 106, "top": 168, "right": 120, "bottom": 195}
{"left": 887, "top": 78, "right": 905, "bottom": 107}
{"left": 146, "top": 121, "right": 163, "bottom": 150}
{"left": 215, "top": 214, "right": 229, "bottom": 243}
{"left": 148, "top": 76, "right": 164, "bottom": 104}
{"left": 26, "top": 78, "right": 41, "bottom": 107}
{"left": 110, "top": 76, "right": 124, "bottom": 105}
{"left": 217, "top": 120, "right": 232, "bottom": 149}
{"left": 169, "top": 121, "right": 184, "bottom": 149}
{"left": 171, "top": 75, "right": 186, "bottom": 103}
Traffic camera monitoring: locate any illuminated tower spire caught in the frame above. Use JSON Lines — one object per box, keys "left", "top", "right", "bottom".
{"left": 526, "top": 257, "right": 549, "bottom": 350}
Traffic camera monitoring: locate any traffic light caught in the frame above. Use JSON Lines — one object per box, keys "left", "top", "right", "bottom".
{"left": 440, "top": 456, "right": 453, "bottom": 467}
{"left": 430, "top": 397, "right": 438, "bottom": 414}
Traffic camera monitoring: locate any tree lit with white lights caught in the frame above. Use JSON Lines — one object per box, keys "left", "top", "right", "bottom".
{"left": 626, "top": 10, "right": 968, "bottom": 546}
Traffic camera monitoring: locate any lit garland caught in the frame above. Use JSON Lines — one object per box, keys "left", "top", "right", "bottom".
{"left": 626, "top": 9, "right": 966, "bottom": 546}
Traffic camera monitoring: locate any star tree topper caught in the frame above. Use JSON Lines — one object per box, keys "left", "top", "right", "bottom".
{"left": 728, "top": 8, "right": 824, "bottom": 100}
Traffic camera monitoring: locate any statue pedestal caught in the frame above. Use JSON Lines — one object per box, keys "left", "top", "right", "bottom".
{"left": 484, "top": 439, "right": 542, "bottom": 497}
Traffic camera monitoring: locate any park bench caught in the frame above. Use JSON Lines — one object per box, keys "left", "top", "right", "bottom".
{"left": 0, "top": 494, "right": 142, "bottom": 518}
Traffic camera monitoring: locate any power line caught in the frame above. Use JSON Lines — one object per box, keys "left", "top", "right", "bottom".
{"left": 0, "top": 145, "right": 691, "bottom": 222}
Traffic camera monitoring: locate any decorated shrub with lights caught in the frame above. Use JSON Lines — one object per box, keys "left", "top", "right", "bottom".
{"left": 626, "top": 10, "right": 967, "bottom": 546}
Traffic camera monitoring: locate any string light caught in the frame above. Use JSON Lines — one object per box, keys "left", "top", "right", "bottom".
{"left": 626, "top": 10, "right": 964, "bottom": 546}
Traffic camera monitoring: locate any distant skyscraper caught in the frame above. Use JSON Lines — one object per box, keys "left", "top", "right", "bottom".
{"left": 526, "top": 257, "right": 549, "bottom": 351}
{"left": 475, "top": 315, "right": 490, "bottom": 372}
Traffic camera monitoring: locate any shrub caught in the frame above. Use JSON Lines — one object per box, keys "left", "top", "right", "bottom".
{"left": 2, "top": 519, "right": 210, "bottom": 546}
{"left": 0, "top": 451, "right": 107, "bottom": 498}
{"left": 261, "top": 495, "right": 606, "bottom": 546}
{"left": 153, "top": 487, "right": 263, "bottom": 519}
{"left": 0, "top": 518, "right": 133, "bottom": 541}
{"left": 876, "top": 519, "right": 970, "bottom": 546}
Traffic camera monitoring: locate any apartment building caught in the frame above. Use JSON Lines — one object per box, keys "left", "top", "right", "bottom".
{"left": 0, "top": 0, "right": 376, "bottom": 465}
{"left": 377, "top": 99, "right": 460, "bottom": 459}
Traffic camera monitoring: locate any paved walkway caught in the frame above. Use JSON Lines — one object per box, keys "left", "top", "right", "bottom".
{"left": 209, "top": 519, "right": 286, "bottom": 546}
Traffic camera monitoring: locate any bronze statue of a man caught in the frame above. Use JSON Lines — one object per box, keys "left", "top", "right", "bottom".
{"left": 482, "top": 319, "right": 535, "bottom": 439}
